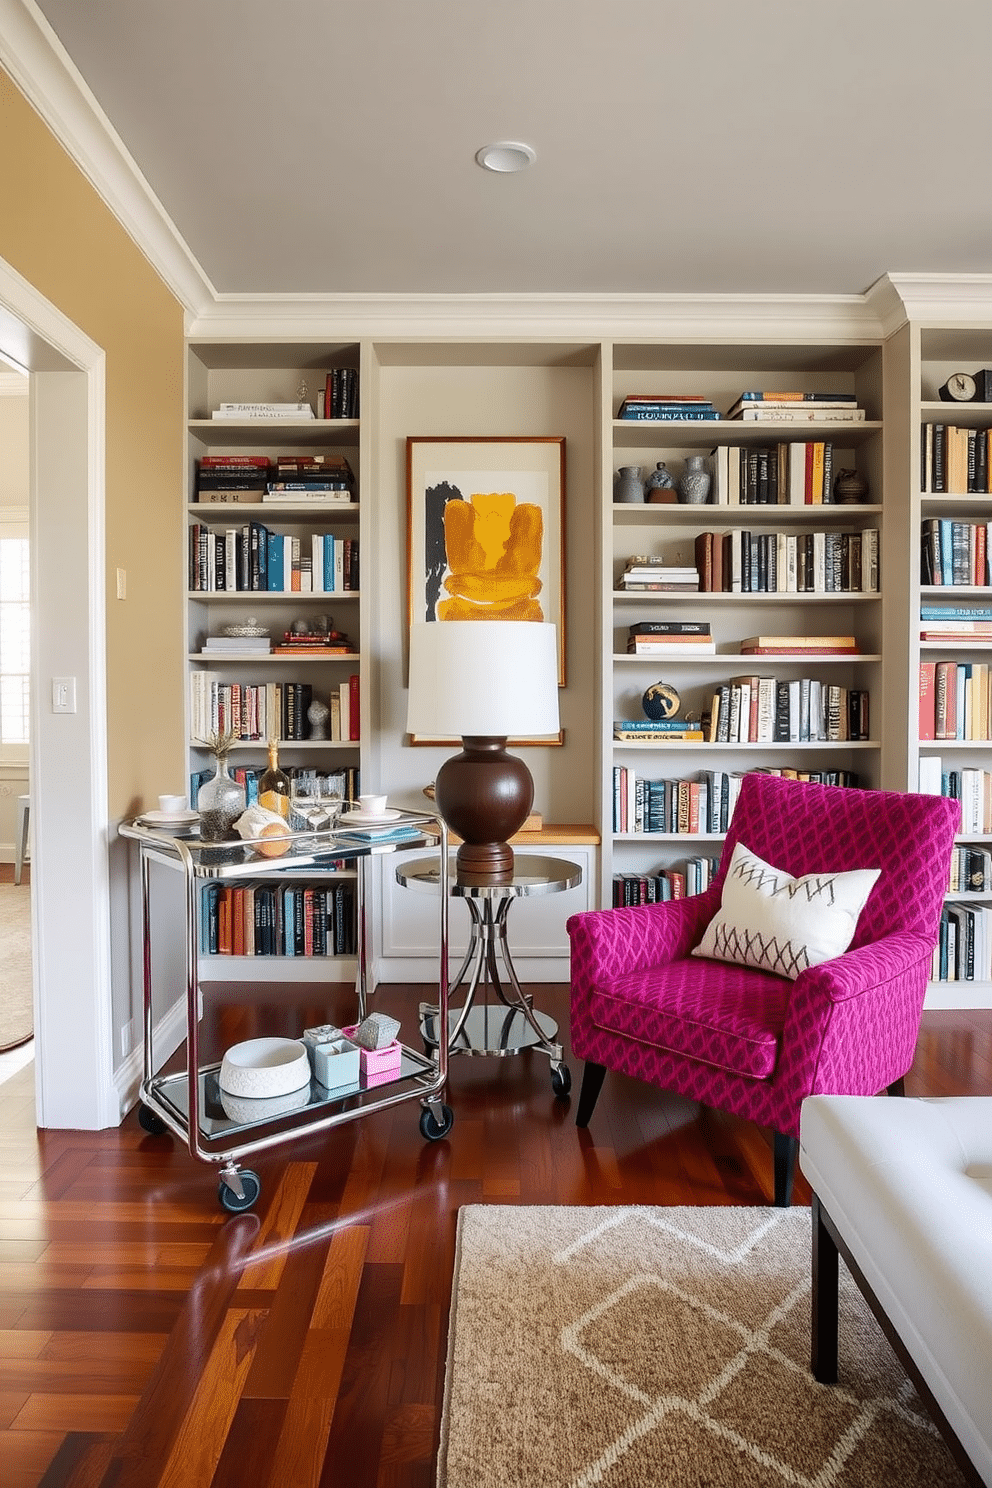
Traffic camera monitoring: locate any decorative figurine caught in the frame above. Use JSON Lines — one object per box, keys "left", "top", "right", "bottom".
{"left": 308, "top": 697, "right": 330, "bottom": 740}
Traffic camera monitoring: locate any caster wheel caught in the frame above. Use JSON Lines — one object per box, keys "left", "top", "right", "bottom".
{"left": 138, "top": 1104, "right": 167, "bottom": 1136}
{"left": 218, "top": 1170, "right": 261, "bottom": 1213}
{"left": 551, "top": 1064, "right": 572, "bottom": 1099}
{"left": 419, "top": 1103, "right": 454, "bottom": 1141}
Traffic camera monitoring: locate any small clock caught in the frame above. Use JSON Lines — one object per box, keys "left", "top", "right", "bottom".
{"left": 938, "top": 372, "right": 978, "bottom": 403}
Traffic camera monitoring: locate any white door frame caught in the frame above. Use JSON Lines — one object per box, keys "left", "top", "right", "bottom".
{"left": 0, "top": 254, "right": 116, "bottom": 1128}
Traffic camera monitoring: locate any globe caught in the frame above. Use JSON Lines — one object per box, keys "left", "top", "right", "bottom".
{"left": 642, "top": 681, "right": 681, "bottom": 721}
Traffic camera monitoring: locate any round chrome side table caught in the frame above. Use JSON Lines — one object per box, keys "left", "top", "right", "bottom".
{"left": 395, "top": 853, "right": 581, "bottom": 1098}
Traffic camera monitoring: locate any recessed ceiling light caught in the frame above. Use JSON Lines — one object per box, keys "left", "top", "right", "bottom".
{"left": 475, "top": 141, "right": 536, "bottom": 173}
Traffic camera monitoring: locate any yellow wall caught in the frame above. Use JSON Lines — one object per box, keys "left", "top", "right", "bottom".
{"left": 0, "top": 67, "right": 186, "bottom": 816}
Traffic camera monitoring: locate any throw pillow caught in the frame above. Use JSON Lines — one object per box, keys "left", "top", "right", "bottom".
{"left": 693, "top": 842, "right": 880, "bottom": 980}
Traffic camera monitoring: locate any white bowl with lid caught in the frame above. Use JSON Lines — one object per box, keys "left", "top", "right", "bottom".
{"left": 218, "top": 1036, "right": 310, "bottom": 1099}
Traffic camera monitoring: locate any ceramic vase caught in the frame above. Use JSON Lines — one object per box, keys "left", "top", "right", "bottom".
{"left": 678, "top": 454, "right": 711, "bottom": 504}
{"left": 645, "top": 461, "right": 674, "bottom": 492}
{"left": 616, "top": 466, "right": 645, "bottom": 504}
{"left": 197, "top": 756, "right": 246, "bottom": 841}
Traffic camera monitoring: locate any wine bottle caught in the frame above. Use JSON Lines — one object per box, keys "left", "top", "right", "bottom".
{"left": 258, "top": 740, "right": 290, "bottom": 818}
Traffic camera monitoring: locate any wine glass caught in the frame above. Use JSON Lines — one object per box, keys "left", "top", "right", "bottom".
{"left": 323, "top": 772, "right": 346, "bottom": 826}
{"left": 290, "top": 773, "right": 329, "bottom": 841}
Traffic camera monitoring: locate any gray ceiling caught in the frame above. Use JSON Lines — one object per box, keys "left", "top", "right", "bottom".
{"left": 32, "top": 0, "right": 992, "bottom": 299}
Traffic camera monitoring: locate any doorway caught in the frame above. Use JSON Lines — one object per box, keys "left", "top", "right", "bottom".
{"left": 0, "top": 253, "right": 117, "bottom": 1128}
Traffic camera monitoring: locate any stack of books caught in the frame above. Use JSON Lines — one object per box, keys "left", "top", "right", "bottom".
{"left": 618, "top": 558, "right": 700, "bottom": 592}
{"left": 271, "top": 629, "right": 355, "bottom": 656}
{"left": 613, "top": 719, "right": 706, "bottom": 743}
{"left": 738, "top": 634, "right": 859, "bottom": 656}
{"left": 264, "top": 453, "right": 355, "bottom": 503}
{"left": 195, "top": 455, "right": 271, "bottom": 503}
{"left": 626, "top": 621, "right": 715, "bottom": 656}
{"left": 617, "top": 394, "right": 719, "bottom": 422}
{"left": 920, "top": 603, "right": 992, "bottom": 641}
{"left": 200, "top": 633, "right": 272, "bottom": 657}
{"left": 211, "top": 401, "right": 315, "bottom": 421}
{"left": 724, "top": 391, "right": 865, "bottom": 423}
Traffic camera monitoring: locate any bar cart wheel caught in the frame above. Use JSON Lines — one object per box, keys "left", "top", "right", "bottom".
{"left": 419, "top": 1103, "right": 454, "bottom": 1141}
{"left": 218, "top": 1169, "right": 261, "bottom": 1213}
{"left": 550, "top": 1062, "right": 572, "bottom": 1100}
{"left": 138, "top": 1104, "right": 168, "bottom": 1137}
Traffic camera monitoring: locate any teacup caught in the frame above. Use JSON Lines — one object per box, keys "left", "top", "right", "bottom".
{"left": 357, "top": 793, "right": 388, "bottom": 816}
{"left": 158, "top": 793, "right": 187, "bottom": 816}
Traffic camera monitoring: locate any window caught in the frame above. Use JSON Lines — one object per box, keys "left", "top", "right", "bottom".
{"left": 0, "top": 514, "right": 29, "bottom": 762}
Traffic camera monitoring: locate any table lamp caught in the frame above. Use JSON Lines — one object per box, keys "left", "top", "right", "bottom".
{"left": 407, "top": 620, "right": 560, "bottom": 876}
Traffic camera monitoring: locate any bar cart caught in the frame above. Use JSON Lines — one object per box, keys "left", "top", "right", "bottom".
{"left": 118, "top": 809, "right": 452, "bottom": 1211}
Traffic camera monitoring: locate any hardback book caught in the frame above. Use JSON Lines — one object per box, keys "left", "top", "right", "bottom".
{"left": 614, "top": 719, "right": 697, "bottom": 732}
{"left": 626, "top": 639, "right": 716, "bottom": 655}
{"left": 731, "top": 407, "right": 865, "bottom": 423}
{"left": 731, "top": 391, "right": 857, "bottom": 404}
{"left": 628, "top": 620, "right": 711, "bottom": 635}
{"left": 619, "top": 407, "right": 721, "bottom": 422}
{"left": 613, "top": 729, "right": 705, "bottom": 742}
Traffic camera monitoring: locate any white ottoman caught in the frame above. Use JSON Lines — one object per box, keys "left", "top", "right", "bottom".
{"left": 800, "top": 1095, "right": 992, "bottom": 1487}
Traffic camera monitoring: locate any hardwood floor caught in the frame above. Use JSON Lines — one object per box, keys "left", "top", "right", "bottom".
{"left": 1, "top": 979, "right": 990, "bottom": 1488}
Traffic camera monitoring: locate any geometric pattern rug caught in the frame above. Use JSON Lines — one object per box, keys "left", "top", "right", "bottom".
{"left": 438, "top": 1206, "right": 968, "bottom": 1487}
{"left": 0, "top": 882, "right": 32, "bottom": 1052}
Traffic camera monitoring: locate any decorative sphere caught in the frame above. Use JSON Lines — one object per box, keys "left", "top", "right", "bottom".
{"left": 642, "top": 682, "right": 681, "bottom": 721}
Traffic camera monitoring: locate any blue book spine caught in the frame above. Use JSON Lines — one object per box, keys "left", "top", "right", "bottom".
{"left": 267, "top": 532, "right": 284, "bottom": 590}
{"left": 620, "top": 409, "right": 721, "bottom": 421}
{"left": 324, "top": 533, "right": 335, "bottom": 591}
{"left": 921, "top": 605, "right": 992, "bottom": 619}
{"left": 282, "top": 885, "right": 294, "bottom": 956}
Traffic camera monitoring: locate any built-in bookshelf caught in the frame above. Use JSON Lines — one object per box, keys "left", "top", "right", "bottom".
{"left": 185, "top": 339, "right": 366, "bottom": 982}
{"left": 601, "top": 340, "right": 885, "bottom": 906}
{"left": 911, "top": 326, "right": 992, "bottom": 1001}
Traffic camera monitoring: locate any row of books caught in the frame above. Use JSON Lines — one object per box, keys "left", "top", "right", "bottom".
{"left": 920, "top": 759, "right": 992, "bottom": 833}
{"left": 200, "top": 881, "right": 357, "bottom": 958}
{"left": 189, "top": 764, "right": 361, "bottom": 814}
{"left": 613, "top": 768, "right": 746, "bottom": 835}
{"left": 611, "top": 860, "right": 720, "bottom": 904}
{"left": 921, "top": 519, "right": 992, "bottom": 588}
{"left": 705, "top": 678, "right": 870, "bottom": 744}
{"left": 210, "top": 402, "right": 315, "bottom": 422}
{"left": 932, "top": 903, "right": 992, "bottom": 983}
{"left": 710, "top": 442, "right": 853, "bottom": 506}
{"left": 690, "top": 528, "right": 879, "bottom": 594}
{"left": 948, "top": 846, "right": 992, "bottom": 894}
{"left": 189, "top": 522, "right": 359, "bottom": 594}
{"left": 323, "top": 368, "right": 359, "bottom": 421}
{"left": 919, "top": 662, "right": 992, "bottom": 741}
{"left": 622, "top": 622, "right": 861, "bottom": 659}
{"left": 612, "top": 765, "right": 862, "bottom": 834}
{"left": 920, "top": 424, "right": 992, "bottom": 494}
{"left": 189, "top": 673, "right": 360, "bottom": 743}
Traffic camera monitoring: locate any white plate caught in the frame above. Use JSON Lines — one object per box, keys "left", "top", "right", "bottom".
{"left": 138, "top": 809, "right": 200, "bottom": 826}
{"left": 339, "top": 807, "right": 401, "bottom": 825}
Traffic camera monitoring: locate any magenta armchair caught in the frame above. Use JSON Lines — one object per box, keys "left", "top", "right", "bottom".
{"left": 568, "top": 774, "right": 959, "bottom": 1205}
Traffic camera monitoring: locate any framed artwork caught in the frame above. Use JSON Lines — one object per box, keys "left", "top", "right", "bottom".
{"left": 406, "top": 435, "right": 566, "bottom": 745}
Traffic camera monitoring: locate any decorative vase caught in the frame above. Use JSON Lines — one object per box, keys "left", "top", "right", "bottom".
{"left": 616, "top": 466, "right": 645, "bottom": 504}
{"left": 197, "top": 755, "right": 246, "bottom": 841}
{"left": 833, "top": 468, "right": 869, "bottom": 504}
{"left": 645, "top": 461, "right": 674, "bottom": 492}
{"left": 678, "top": 455, "right": 711, "bottom": 505}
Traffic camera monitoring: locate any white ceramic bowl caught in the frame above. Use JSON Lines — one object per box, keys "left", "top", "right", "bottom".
{"left": 220, "top": 1081, "right": 311, "bottom": 1126}
{"left": 218, "top": 1036, "right": 310, "bottom": 1098}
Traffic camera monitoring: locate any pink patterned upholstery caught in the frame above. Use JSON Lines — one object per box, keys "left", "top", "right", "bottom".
{"left": 568, "top": 774, "right": 960, "bottom": 1202}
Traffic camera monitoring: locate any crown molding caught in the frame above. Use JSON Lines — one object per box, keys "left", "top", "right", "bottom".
{"left": 879, "top": 272, "right": 992, "bottom": 327}
{"left": 189, "top": 290, "right": 885, "bottom": 345}
{"left": 0, "top": 0, "right": 214, "bottom": 316}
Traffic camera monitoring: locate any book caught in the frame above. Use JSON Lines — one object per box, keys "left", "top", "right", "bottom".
{"left": 628, "top": 620, "right": 711, "bottom": 635}
{"left": 731, "top": 391, "right": 858, "bottom": 403}
{"left": 212, "top": 406, "right": 316, "bottom": 421}
{"left": 613, "top": 730, "right": 705, "bottom": 742}
{"left": 626, "top": 641, "right": 716, "bottom": 655}
{"left": 262, "top": 491, "right": 355, "bottom": 504}
{"left": 619, "top": 408, "right": 721, "bottom": 421}
{"left": 739, "top": 634, "right": 857, "bottom": 651}
{"left": 731, "top": 407, "right": 866, "bottom": 423}
{"left": 614, "top": 719, "right": 700, "bottom": 732}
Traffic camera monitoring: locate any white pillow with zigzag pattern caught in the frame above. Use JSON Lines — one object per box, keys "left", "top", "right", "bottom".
{"left": 693, "top": 841, "right": 880, "bottom": 980}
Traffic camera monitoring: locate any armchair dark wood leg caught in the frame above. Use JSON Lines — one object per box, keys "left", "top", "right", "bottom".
{"left": 773, "top": 1131, "right": 798, "bottom": 1207}
{"left": 810, "top": 1193, "right": 839, "bottom": 1383}
{"left": 887, "top": 1076, "right": 906, "bottom": 1097}
{"left": 575, "top": 1062, "right": 607, "bottom": 1128}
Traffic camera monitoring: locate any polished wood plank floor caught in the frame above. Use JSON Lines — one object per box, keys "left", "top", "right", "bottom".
{"left": 1, "top": 978, "right": 990, "bottom": 1488}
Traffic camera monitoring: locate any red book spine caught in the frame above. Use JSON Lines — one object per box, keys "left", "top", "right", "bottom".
{"left": 919, "top": 662, "right": 936, "bottom": 741}
{"left": 349, "top": 673, "right": 360, "bottom": 740}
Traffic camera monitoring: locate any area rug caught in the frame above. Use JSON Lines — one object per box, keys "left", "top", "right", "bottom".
{"left": 438, "top": 1205, "right": 967, "bottom": 1488}
{"left": 0, "top": 882, "right": 33, "bottom": 1051}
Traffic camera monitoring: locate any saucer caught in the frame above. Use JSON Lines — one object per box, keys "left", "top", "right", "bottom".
{"left": 339, "top": 807, "right": 401, "bottom": 826}
{"left": 138, "top": 809, "right": 200, "bottom": 827}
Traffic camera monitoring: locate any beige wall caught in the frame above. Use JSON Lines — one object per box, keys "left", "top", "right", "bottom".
{"left": 0, "top": 67, "right": 186, "bottom": 817}
{"left": 0, "top": 385, "right": 28, "bottom": 505}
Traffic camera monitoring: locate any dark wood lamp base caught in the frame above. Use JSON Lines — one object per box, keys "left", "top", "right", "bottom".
{"left": 434, "top": 735, "right": 534, "bottom": 878}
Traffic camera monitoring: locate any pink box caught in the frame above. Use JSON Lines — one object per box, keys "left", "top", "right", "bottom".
{"left": 342, "top": 1025, "right": 403, "bottom": 1079}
